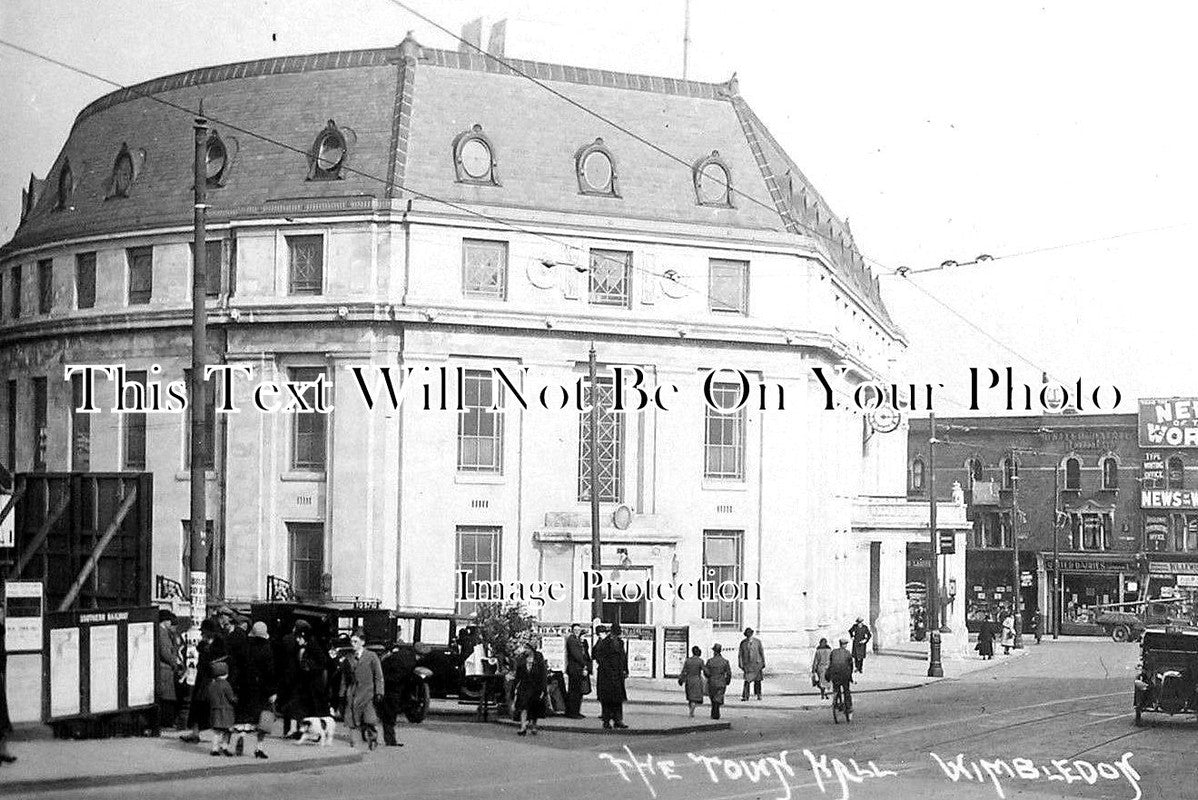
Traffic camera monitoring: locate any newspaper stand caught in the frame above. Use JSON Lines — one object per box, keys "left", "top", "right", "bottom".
{"left": 42, "top": 606, "right": 158, "bottom": 738}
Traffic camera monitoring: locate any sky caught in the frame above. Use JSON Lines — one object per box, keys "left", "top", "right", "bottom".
{"left": 1, "top": 0, "right": 1195, "bottom": 414}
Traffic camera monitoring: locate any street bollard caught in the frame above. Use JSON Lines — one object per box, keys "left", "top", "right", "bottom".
{"left": 928, "top": 629, "right": 944, "bottom": 678}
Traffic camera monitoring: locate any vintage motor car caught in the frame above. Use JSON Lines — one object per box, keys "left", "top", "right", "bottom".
{"left": 390, "top": 611, "right": 493, "bottom": 703}
{"left": 1132, "top": 624, "right": 1198, "bottom": 726}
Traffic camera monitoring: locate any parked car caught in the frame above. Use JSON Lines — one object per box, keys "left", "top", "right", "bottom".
{"left": 1133, "top": 625, "right": 1198, "bottom": 726}
{"left": 1095, "top": 600, "right": 1185, "bottom": 642}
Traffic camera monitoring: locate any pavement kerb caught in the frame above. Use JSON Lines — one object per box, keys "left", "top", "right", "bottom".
{"left": 490, "top": 717, "right": 732, "bottom": 735}
{"left": 0, "top": 751, "right": 364, "bottom": 796}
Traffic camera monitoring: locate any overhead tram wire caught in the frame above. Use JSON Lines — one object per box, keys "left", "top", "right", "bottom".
{"left": 0, "top": 38, "right": 868, "bottom": 355}
{"left": 378, "top": 0, "right": 891, "bottom": 270}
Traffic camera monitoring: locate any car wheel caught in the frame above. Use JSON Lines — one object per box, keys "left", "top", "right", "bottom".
{"left": 404, "top": 682, "right": 431, "bottom": 724}
{"left": 1112, "top": 625, "right": 1130, "bottom": 643}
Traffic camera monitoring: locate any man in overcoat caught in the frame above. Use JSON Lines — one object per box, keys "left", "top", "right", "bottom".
{"left": 738, "top": 627, "right": 765, "bottom": 700}
{"left": 849, "top": 617, "right": 872, "bottom": 674}
{"left": 156, "top": 610, "right": 182, "bottom": 729}
{"left": 591, "top": 623, "right": 628, "bottom": 729}
{"left": 564, "top": 623, "right": 591, "bottom": 719}
{"left": 703, "top": 643, "right": 732, "bottom": 719}
{"left": 342, "top": 629, "right": 385, "bottom": 749}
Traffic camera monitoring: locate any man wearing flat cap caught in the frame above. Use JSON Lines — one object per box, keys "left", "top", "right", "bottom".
{"left": 825, "top": 637, "right": 855, "bottom": 713}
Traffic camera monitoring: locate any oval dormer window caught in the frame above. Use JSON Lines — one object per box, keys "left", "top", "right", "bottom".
{"left": 307, "top": 120, "right": 349, "bottom": 181}
{"left": 693, "top": 151, "right": 733, "bottom": 207}
{"left": 453, "top": 125, "right": 498, "bottom": 185}
{"left": 112, "top": 150, "right": 134, "bottom": 197}
{"left": 55, "top": 159, "right": 74, "bottom": 210}
{"left": 206, "top": 135, "right": 228, "bottom": 185}
{"left": 575, "top": 138, "right": 618, "bottom": 196}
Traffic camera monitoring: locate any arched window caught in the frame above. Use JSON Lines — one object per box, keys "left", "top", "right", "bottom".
{"left": 1001, "top": 456, "right": 1018, "bottom": 490}
{"left": 575, "top": 138, "right": 619, "bottom": 196}
{"left": 1100, "top": 456, "right": 1118, "bottom": 490}
{"left": 693, "top": 150, "right": 733, "bottom": 207}
{"left": 307, "top": 120, "right": 348, "bottom": 181}
{"left": 1064, "top": 457, "right": 1081, "bottom": 490}
{"left": 967, "top": 457, "right": 984, "bottom": 487}
{"left": 452, "top": 124, "right": 498, "bottom": 185}
{"left": 1167, "top": 456, "right": 1185, "bottom": 490}
{"left": 106, "top": 143, "right": 144, "bottom": 199}
{"left": 910, "top": 457, "right": 925, "bottom": 493}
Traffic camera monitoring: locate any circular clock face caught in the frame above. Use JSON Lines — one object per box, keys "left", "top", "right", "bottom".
{"left": 460, "top": 138, "right": 492, "bottom": 180}
{"left": 869, "top": 406, "right": 902, "bottom": 434}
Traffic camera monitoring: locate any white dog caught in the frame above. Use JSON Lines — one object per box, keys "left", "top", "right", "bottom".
{"left": 297, "top": 716, "right": 337, "bottom": 746}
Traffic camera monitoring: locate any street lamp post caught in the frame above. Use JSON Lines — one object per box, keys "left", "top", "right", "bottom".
{"left": 927, "top": 413, "right": 943, "bottom": 678}
{"left": 588, "top": 344, "right": 602, "bottom": 624}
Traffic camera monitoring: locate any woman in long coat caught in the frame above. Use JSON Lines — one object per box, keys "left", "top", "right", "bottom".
{"left": 703, "top": 643, "right": 732, "bottom": 720}
{"left": 1000, "top": 612, "right": 1016, "bottom": 655}
{"left": 341, "top": 629, "right": 384, "bottom": 749}
{"left": 512, "top": 640, "right": 549, "bottom": 735}
{"left": 810, "top": 638, "right": 833, "bottom": 699}
{"left": 280, "top": 623, "right": 328, "bottom": 732}
{"left": 182, "top": 618, "right": 227, "bottom": 743}
{"left": 678, "top": 646, "right": 705, "bottom": 717}
{"left": 975, "top": 616, "right": 996, "bottom": 659}
{"left": 591, "top": 623, "right": 628, "bottom": 729}
{"left": 238, "top": 623, "right": 277, "bottom": 758}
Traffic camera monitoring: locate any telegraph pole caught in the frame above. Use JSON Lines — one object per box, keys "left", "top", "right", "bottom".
{"left": 588, "top": 344, "right": 602, "bottom": 624}
{"left": 927, "top": 413, "right": 943, "bottom": 677}
{"left": 1053, "top": 464, "right": 1061, "bottom": 640}
{"left": 1011, "top": 450, "right": 1024, "bottom": 649}
{"left": 189, "top": 107, "right": 209, "bottom": 623}
{"left": 682, "top": 0, "right": 691, "bottom": 80}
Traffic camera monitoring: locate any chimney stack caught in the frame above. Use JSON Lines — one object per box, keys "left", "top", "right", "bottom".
{"left": 459, "top": 18, "right": 482, "bottom": 54}
{"left": 486, "top": 19, "right": 507, "bottom": 58}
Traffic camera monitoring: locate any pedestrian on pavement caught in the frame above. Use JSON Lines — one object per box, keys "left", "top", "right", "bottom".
{"left": 738, "top": 628, "right": 765, "bottom": 701}
{"left": 564, "top": 624, "right": 591, "bottom": 719}
{"left": 205, "top": 661, "right": 237, "bottom": 757}
{"left": 1031, "top": 610, "right": 1043, "bottom": 645}
{"left": 156, "top": 609, "right": 182, "bottom": 730}
{"left": 1000, "top": 611, "right": 1016, "bottom": 655}
{"left": 0, "top": 604, "right": 16, "bottom": 765}
{"left": 513, "top": 639, "right": 549, "bottom": 736}
{"left": 592, "top": 623, "right": 629, "bottom": 729}
{"left": 849, "top": 617, "right": 872, "bottom": 674}
{"left": 341, "top": 629, "right": 384, "bottom": 750}
{"left": 181, "top": 617, "right": 227, "bottom": 744}
{"left": 378, "top": 638, "right": 413, "bottom": 747}
{"left": 236, "top": 622, "right": 277, "bottom": 759}
{"left": 678, "top": 646, "right": 705, "bottom": 717}
{"left": 810, "top": 638, "right": 833, "bottom": 699}
{"left": 703, "top": 644, "right": 732, "bottom": 720}
{"left": 282, "top": 621, "right": 329, "bottom": 736}
{"left": 975, "top": 615, "right": 995, "bottom": 660}
{"left": 217, "top": 609, "right": 249, "bottom": 699}
{"left": 825, "top": 638, "right": 855, "bottom": 713}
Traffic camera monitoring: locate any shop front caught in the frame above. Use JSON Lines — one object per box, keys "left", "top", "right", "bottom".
{"left": 1144, "top": 555, "right": 1198, "bottom": 620}
{"left": 965, "top": 549, "right": 1037, "bottom": 633}
{"left": 1043, "top": 554, "right": 1139, "bottom": 635}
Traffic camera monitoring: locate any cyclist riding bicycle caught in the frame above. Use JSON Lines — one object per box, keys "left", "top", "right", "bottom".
{"left": 825, "top": 637, "right": 855, "bottom": 712}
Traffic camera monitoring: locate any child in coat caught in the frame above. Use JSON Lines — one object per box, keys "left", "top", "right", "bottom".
{"left": 206, "top": 660, "right": 237, "bottom": 756}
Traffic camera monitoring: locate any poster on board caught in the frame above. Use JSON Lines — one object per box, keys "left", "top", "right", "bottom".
{"left": 49, "top": 627, "right": 81, "bottom": 718}
{"left": 89, "top": 625, "right": 119, "bottom": 714}
{"left": 126, "top": 621, "right": 156, "bottom": 708}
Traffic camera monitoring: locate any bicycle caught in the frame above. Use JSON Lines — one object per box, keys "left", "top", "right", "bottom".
{"left": 831, "top": 682, "right": 852, "bottom": 724}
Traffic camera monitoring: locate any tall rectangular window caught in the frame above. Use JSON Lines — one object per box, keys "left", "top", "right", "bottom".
{"left": 705, "top": 382, "right": 745, "bottom": 479}
{"left": 32, "top": 377, "right": 48, "bottom": 472}
{"left": 11, "top": 265, "right": 21, "bottom": 318}
{"left": 71, "top": 373, "right": 90, "bottom": 471}
{"left": 37, "top": 259, "right": 53, "bottom": 314}
{"left": 462, "top": 239, "right": 508, "bottom": 298}
{"left": 458, "top": 369, "right": 503, "bottom": 473}
{"left": 287, "top": 235, "right": 324, "bottom": 295}
{"left": 183, "top": 369, "right": 216, "bottom": 470}
{"left": 75, "top": 252, "right": 97, "bottom": 309}
{"left": 287, "top": 522, "right": 325, "bottom": 599}
{"left": 191, "top": 239, "right": 224, "bottom": 298}
{"left": 578, "top": 376, "right": 624, "bottom": 503}
{"left": 127, "top": 246, "right": 153, "bottom": 304}
{"left": 588, "top": 249, "right": 631, "bottom": 307}
{"left": 290, "top": 367, "right": 327, "bottom": 471}
{"left": 709, "top": 258, "right": 749, "bottom": 314}
{"left": 122, "top": 370, "right": 147, "bottom": 470}
{"left": 456, "top": 525, "right": 500, "bottom": 615}
{"left": 702, "top": 530, "right": 743, "bottom": 628}
{"left": 6, "top": 381, "right": 16, "bottom": 469}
